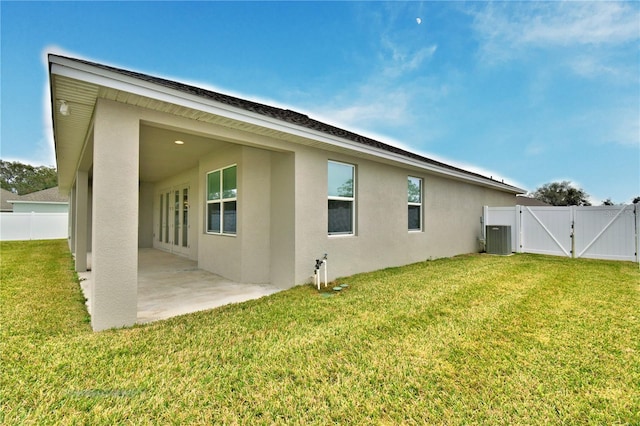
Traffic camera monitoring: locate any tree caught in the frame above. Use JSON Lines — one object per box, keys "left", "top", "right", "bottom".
{"left": 602, "top": 198, "right": 614, "bottom": 206}
{"left": 337, "top": 178, "right": 353, "bottom": 197}
{"left": 530, "top": 181, "right": 591, "bottom": 206}
{"left": 0, "top": 160, "right": 57, "bottom": 195}
{"left": 633, "top": 196, "right": 640, "bottom": 204}
{"left": 408, "top": 178, "right": 421, "bottom": 202}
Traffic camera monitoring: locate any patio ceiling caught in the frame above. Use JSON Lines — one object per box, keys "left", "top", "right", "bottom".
{"left": 138, "top": 124, "right": 231, "bottom": 183}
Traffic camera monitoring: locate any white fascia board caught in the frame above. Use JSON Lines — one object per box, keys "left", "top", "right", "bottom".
{"left": 50, "top": 57, "right": 524, "bottom": 194}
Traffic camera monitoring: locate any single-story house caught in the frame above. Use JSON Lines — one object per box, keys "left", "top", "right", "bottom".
{"left": 1, "top": 188, "right": 15, "bottom": 212}
{"left": 7, "top": 186, "right": 69, "bottom": 213}
{"left": 49, "top": 54, "right": 525, "bottom": 331}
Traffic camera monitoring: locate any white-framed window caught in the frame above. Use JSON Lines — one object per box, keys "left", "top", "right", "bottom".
{"left": 408, "top": 176, "right": 422, "bottom": 231}
{"left": 328, "top": 160, "right": 355, "bottom": 236}
{"left": 206, "top": 164, "right": 237, "bottom": 235}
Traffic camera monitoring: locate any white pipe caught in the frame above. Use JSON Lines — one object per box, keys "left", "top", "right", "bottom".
{"left": 323, "top": 259, "right": 328, "bottom": 288}
{"left": 314, "top": 255, "right": 328, "bottom": 290}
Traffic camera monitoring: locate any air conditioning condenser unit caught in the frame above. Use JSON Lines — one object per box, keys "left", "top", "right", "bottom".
{"left": 486, "top": 225, "right": 512, "bottom": 255}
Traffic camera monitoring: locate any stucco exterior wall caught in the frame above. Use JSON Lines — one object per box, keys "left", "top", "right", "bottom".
{"left": 138, "top": 182, "right": 155, "bottom": 248}
{"left": 269, "top": 151, "right": 296, "bottom": 288}
{"left": 197, "top": 144, "right": 243, "bottom": 281}
{"left": 87, "top": 102, "right": 517, "bottom": 294}
{"left": 289, "top": 148, "right": 517, "bottom": 284}
{"left": 151, "top": 121, "right": 517, "bottom": 287}
{"left": 425, "top": 174, "right": 516, "bottom": 256}
{"left": 196, "top": 144, "right": 278, "bottom": 284}
{"left": 238, "top": 146, "right": 272, "bottom": 283}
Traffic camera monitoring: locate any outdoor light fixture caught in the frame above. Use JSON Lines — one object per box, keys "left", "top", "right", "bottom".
{"left": 59, "top": 100, "right": 70, "bottom": 116}
{"left": 174, "top": 140, "right": 184, "bottom": 145}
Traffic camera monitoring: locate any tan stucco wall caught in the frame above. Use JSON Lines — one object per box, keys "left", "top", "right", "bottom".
{"left": 289, "top": 148, "right": 517, "bottom": 284}
{"left": 197, "top": 144, "right": 276, "bottom": 284}
{"left": 238, "top": 147, "right": 272, "bottom": 283}
{"left": 425, "top": 174, "right": 515, "bottom": 255}
{"left": 197, "top": 144, "right": 243, "bottom": 281}
{"left": 269, "top": 151, "right": 296, "bottom": 288}
{"left": 138, "top": 182, "right": 155, "bottom": 248}
{"left": 85, "top": 102, "right": 517, "bottom": 297}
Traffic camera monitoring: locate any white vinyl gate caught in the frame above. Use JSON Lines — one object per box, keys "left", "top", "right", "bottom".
{"left": 483, "top": 205, "right": 639, "bottom": 263}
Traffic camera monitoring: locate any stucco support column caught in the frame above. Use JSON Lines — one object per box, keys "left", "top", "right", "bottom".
{"left": 74, "top": 171, "right": 88, "bottom": 272}
{"left": 68, "top": 186, "right": 76, "bottom": 252}
{"left": 91, "top": 99, "right": 139, "bottom": 331}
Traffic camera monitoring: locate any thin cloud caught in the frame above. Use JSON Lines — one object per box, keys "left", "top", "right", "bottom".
{"left": 517, "top": 2, "right": 639, "bottom": 47}
{"left": 525, "top": 142, "right": 545, "bottom": 157}
{"left": 314, "top": 5, "right": 439, "bottom": 130}
{"left": 410, "top": 146, "right": 527, "bottom": 191}
{"left": 324, "top": 89, "right": 413, "bottom": 127}
{"left": 471, "top": 1, "right": 640, "bottom": 66}
{"left": 568, "top": 55, "right": 637, "bottom": 81}
{"left": 381, "top": 37, "right": 437, "bottom": 78}
{"left": 603, "top": 109, "right": 640, "bottom": 148}
{"left": 314, "top": 72, "right": 452, "bottom": 136}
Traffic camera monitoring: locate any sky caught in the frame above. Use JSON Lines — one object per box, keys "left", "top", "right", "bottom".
{"left": 1, "top": 1, "right": 639, "bottom": 204}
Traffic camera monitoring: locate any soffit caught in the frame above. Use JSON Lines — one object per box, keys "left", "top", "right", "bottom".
{"left": 51, "top": 74, "right": 99, "bottom": 191}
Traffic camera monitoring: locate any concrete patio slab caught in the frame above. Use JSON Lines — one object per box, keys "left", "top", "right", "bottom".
{"left": 78, "top": 249, "right": 283, "bottom": 325}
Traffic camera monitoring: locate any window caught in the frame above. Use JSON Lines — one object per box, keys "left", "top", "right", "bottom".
{"left": 328, "top": 160, "right": 355, "bottom": 235}
{"left": 408, "top": 176, "right": 422, "bottom": 231}
{"left": 206, "top": 165, "right": 237, "bottom": 235}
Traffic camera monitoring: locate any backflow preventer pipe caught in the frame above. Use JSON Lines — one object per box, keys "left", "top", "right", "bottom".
{"left": 314, "top": 254, "right": 328, "bottom": 290}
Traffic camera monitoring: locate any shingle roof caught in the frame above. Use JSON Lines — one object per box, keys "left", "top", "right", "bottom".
{"left": 12, "top": 187, "right": 68, "bottom": 203}
{"left": 59, "top": 55, "right": 523, "bottom": 193}
{"left": 515, "top": 196, "right": 551, "bottom": 206}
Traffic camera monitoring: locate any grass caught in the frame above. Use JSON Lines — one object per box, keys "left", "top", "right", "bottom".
{"left": 1, "top": 240, "right": 639, "bottom": 425}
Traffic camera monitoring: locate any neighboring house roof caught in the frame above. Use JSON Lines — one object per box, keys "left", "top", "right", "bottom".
{"left": 8, "top": 186, "right": 68, "bottom": 205}
{"left": 0, "top": 188, "right": 16, "bottom": 211}
{"left": 516, "top": 196, "right": 551, "bottom": 206}
{"left": 49, "top": 54, "right": 526, "bottom": 195}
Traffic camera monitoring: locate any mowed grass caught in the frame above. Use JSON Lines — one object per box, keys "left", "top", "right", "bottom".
{"left": 1, "top": 240, "right": 639, "bottom": 425}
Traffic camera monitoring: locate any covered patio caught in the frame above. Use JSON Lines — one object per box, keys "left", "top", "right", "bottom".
{"left": 79, "top": 249, "right": 282, "bottom": 325}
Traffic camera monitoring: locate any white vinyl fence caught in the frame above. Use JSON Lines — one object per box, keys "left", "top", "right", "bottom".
{"left": 0, "top": 212, "right": 68, "bottom": 241}
{"left": 483, "top": 205, "right": 639, "bottom": 263}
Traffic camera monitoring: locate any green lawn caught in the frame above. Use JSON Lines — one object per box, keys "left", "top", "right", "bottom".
{"left": 1, "top": 240, "right": 639, "bottom": 425}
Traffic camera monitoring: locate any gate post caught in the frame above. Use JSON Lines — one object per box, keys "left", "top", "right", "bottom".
{"left": 633, "top": 203, "right": 640, "bottom": 267}
{"left": 570, "top": 206, "right": 576, "bottom": 258}
{"left": 515, "top": 205, "right": 522, "bottom": 253}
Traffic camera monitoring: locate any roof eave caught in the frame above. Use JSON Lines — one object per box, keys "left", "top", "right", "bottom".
{"left": 48, "top": 55, "right": 525, "bottom": 194}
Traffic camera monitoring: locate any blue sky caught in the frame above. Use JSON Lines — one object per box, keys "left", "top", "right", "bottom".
{"left": 1, "top": 1, "right": 639, "bottom": 204}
